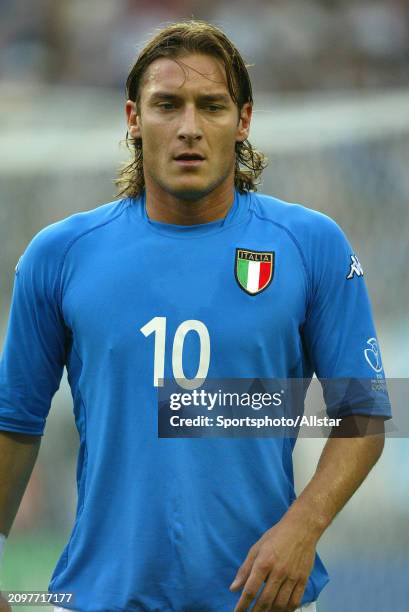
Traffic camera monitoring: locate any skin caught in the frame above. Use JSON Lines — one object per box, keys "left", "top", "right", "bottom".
{"left": 0, "top": 432, "right": 41, "bottom": 612}
{"left": 125, "top": 53, "right": 252, "bottom": 225}
{"left": 230, "top": 416, "right": 385, "bottom": 611}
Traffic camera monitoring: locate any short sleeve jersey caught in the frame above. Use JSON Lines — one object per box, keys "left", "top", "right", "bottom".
{"left": 0, "top": 190, "right": 391, "bottom": 611}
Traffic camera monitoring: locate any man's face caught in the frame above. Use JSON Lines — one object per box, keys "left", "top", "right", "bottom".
{"left": 126, "top": 53, "right": 252, "bottom": 201}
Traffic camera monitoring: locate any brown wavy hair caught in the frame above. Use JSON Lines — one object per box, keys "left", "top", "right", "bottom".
{"left": 115, "top": 20, "right": 268, "bottom": 198}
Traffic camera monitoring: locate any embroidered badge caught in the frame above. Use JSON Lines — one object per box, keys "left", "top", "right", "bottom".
{"left": 235, "top": 249, "right": 274, "bottom": 295}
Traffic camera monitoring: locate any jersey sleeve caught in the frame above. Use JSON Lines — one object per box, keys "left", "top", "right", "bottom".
{"left": 0, "top": 228, "right": 68, "bottom": 435}
{"left": 302, "top": 213, "right": 391, "bottom": 419}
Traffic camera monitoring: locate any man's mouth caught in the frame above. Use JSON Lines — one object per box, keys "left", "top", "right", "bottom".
{"left": 174, "top": 153, "right": 205, "bottom": 166}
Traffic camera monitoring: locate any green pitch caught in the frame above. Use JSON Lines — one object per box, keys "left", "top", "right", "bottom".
{"left": 1, "top": 531, "right": 67, "bottom": 611}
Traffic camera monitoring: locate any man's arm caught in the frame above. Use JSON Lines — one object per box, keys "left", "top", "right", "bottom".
{"left": 230, "top": 415, "right": 385, "bottom": 612}
{"left": 0, "top": 431, "right": 41, "bottom": 536}
{"left": 0, "top": 432, "right": 41, "bottom": 611}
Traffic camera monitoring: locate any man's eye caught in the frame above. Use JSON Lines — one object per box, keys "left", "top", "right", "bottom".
{"left": 158, "top": 103, "right": 175, "bottom": 110}
{"left": 207, "top": 105, "right": 223, "bottom": 112}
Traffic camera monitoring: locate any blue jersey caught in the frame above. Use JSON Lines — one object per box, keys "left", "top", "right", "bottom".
{"left": 0, "top": 190, "right": 391, "bottom": 611}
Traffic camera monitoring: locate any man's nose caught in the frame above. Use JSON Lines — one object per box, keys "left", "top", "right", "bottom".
{"left": 177, "top": 105, "right": 202, "bottom": 141}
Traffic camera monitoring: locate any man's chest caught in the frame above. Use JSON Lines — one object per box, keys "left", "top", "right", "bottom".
{"left": 62, "top": 235, "right": 308, "bottom": 378}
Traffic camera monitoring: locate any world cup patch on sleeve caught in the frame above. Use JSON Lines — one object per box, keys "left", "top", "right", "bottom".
{"left": 235, "top": 248, "right": 274, "bottom": 295}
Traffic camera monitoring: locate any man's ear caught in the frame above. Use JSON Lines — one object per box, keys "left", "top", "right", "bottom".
{"left": 236, "top": 102, "right": 253, "bottom": 142}
{"left": 236, "top": 102, "right": 252, "bottom": 144}
{"left": 125, "top": 100, "right": 141, "bottom": 139}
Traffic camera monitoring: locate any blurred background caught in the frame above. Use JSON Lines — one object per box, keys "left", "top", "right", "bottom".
{"left": 0, "top": 1, "right": 408, "bottom": 611}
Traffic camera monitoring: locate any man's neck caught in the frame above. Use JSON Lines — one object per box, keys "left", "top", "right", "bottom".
{"left": 144, "top": 180, "right": 235, "bottom": 226}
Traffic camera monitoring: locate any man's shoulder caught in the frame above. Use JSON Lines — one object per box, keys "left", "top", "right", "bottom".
{"left": 33, "top": 199, "right": 127, "bottom": 249}
{"left": 252, "top": 193, "right": 337, "bottom": 229}
{"left": 250, "top": 191, "right": 340, "bottom": 237}
{"left": 18, "top": 199, "right": 129, "bottom": 273}
{"left": 34, "top": 198, "right": 127, "bottom": 249}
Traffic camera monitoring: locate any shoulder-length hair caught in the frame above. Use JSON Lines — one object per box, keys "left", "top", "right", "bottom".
{"left": 115, "top": 20, "right": 268, "bottom": 198}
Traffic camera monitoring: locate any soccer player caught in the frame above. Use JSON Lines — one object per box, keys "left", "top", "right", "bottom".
{"left": 0, "top": 20, "right": 391, "bottom": 612}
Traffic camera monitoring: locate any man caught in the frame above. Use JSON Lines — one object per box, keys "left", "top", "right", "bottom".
{"left": 0, "top": 20, "right": 390, "bottom": 612}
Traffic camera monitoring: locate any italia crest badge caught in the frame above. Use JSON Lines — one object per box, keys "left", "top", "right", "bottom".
{"left": 235, "top": 248, "right": 275, "bottom": 295}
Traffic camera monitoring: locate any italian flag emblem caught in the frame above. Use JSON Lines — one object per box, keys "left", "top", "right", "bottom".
{"left": 235, "top": 248, "right": 274, "bottom": 295}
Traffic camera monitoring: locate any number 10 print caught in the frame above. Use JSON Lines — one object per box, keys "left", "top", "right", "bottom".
{"left": 140, "top": 317, "right": 211, "bottom": 389}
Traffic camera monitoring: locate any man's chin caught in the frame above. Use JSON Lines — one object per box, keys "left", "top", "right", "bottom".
{"left": 163, "top": 182, "right": 215, "bottom": 202}
{"left": 171, "top": 188, "right": 210, "bottom": 202}
{"left": 164, "top": 175, "right": 231, "bottom": 202}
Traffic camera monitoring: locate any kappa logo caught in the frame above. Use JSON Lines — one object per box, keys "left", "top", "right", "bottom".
{"left": 235, "top": 248, "right": 275, "bottom": 295}
{"left": 15, "top": 255, "right": 23, "bottom": 276}
{"left": 346, "top": 254, "right": 364, "bottom": 279}
{"left": 364, "top": 337, "right": 383, "bottom": 373}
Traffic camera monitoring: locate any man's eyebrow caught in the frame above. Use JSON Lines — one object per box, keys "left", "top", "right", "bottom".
{"left": 149, "top": 91, "right": 231, "bottom": 103}
{"left": 199, "top": 93, "right": 231, "bottom": 104}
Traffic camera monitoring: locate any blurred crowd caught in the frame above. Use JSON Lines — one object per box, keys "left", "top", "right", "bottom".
{"left": 1, "top": 0, "right": 408, "bottom": 92}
